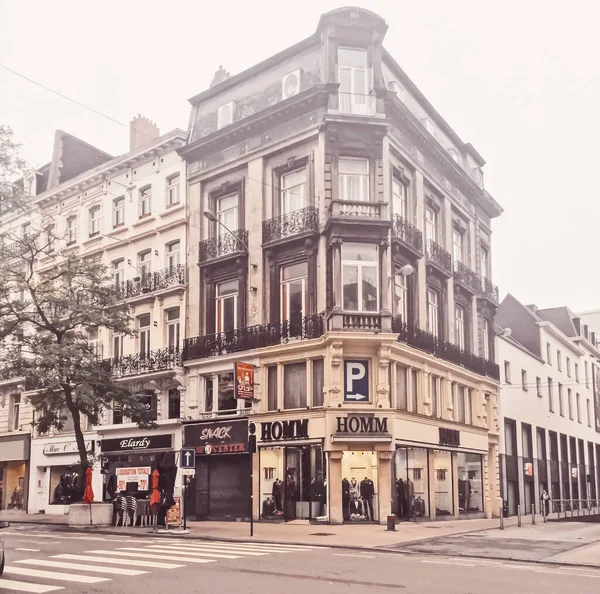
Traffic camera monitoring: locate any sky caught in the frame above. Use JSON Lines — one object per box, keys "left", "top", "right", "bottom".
{"left": 1, "top": 0, "right": 599, "bottom": 311}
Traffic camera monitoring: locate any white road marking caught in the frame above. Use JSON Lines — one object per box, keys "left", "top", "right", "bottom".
{"left": 117, "top": 546, "right": 241, "bottom": 559}
{"left": 53, "top": 553, "right": 184, "bottom": 569}
{"left": 0, "top": 579, "right": 63, "bottom": 593}
{"left": 534, "top": 568, "right": 600, "bottom": 579}
{"left": 421, "top": 559, "right": 475, "bottom": 567}
{"left": 15, "top": 548, "right": 41, "bottom": 552}
{"left": 4, "top": 566, "right": 109, "bottom": 584}
{"left": 333, "top": 553, "right": 376, "bottom": 559}
{"left": 84, "top": 549, "right": 215, "bottom": 564}
{"left": 144, "top": 543, "right": 266, "bottom": 556}
{"left": 15, "top": 559, "right": 148, "bottom": 576}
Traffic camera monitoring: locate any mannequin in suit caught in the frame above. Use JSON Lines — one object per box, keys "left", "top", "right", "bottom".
{"left": 272, "top": 478, "right": 284, "bottom": 511}
{"left": 360, "top": 477, "right": 375, "bottom": 521}
{"left": 396, "top": 478, "right": 406, "bottom": 518}
{"left": 342, "top": 478, "right": 350, "bottom": 521}
{"left": 310, "top": 473, "right": 325, "bottom": 518}
{"left": 285, "top": 469, "right": 297, "bottom": 521}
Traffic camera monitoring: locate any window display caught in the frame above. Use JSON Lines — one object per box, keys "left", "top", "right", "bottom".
{"left": 457, "top": 452, "right": 483, "bottom": 514}
{"left": 259, "top": 445, "right": 325, "bottom": 521}
{"left": 341, "top": 451, "right": 378, "bottom": 522}
{"left": 394, "top": 447, "right": 429, "bottom": 519}
{"left": 433, "top": 450, "right": 453, "bottom": 516}
{"left": 50, "top": 465, "right": 83, "bottom": 505}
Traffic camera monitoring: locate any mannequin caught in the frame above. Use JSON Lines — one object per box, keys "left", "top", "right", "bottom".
{"left": 272, "top": 478, "right": 284, "bottom": 512}
{"left": 285, "top": 469, "right": 296, "bottom": 521}
{"left": 395, "top": 478, "right": 406, "bottom": 518}
{"left": 458, "top": 476, "right": 472, "bottom": 511}
{"left": 310, "top": 473, "right": 325, "bottom": 518}
{"left": 349, "top": 478, "right": 362, "bottom": 516}
{"left": 342, "top": 477, "right": 350, "bottom": 521}
{"left": 360, "top": 477, "right": 375, "bottom": 521}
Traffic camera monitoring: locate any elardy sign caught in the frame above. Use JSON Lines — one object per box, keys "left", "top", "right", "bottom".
{"left": 184, "top": 419, "right": 248, "bottom": 455}
{"left": 101, "top": 434, "right": 173, "bottom": 453}
{"left": 43, "top": 441, "right": 94, "bottom": 455}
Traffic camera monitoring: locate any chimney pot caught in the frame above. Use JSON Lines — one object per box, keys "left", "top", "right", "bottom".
{"left": 130, "top": 114, "right": 160, "bottom": 150}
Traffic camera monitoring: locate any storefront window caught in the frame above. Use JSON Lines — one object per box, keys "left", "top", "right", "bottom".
{"left": 433, "top": 450, "right": 453, "bottom": 516}
{"left": 394, "top": 447, "right": 429, "bottom": 519}
{"left": 341, "top": 451, "right": 378, "bottom": 522}
{"left": 259, "top": 445, "right": 325, "bottom": 521}
{"left": 0, "top": 462, "right": 26, "bottom": 510}
{"left": 283, "top": 363, "right": 307, "bottom": 409}
{"left": 457, "top": 452, "right": 483, "bottom": 514}
{"left": 50, "top": 465, "right": 83, "bottom": 505}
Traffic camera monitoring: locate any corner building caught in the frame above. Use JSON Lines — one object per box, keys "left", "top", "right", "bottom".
{"left": 180, "top": 8, "right": 503, "bottom": 523}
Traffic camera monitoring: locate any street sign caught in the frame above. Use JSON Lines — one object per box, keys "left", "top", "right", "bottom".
{"left": 181, "top": 468, "right": 196, "bottom": 476}
{"left": 180, "top": 448, "right": 196, "bottom": 469}
{"left": 235, "top": 361, "right": 255, "bottom": 400}
{"left": 344, "top": 360, "right": 369, "bottom": 402}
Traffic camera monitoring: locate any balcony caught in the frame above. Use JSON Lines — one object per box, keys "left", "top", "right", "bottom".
{"left": 329, "top": 200, "right": 387, "bottom": 220}
{"left": 116, "top": 265, "right": 187, "bottom": 300}
{"left": 392, "top": 317, "right": 500, "bottom": 380}
{"left": 392, "top": 215, "right": 423, "bottom": 257}
{"left": 478, "top": 277, "right": 500, "bottom": 305}
{"left": 198, "top": 229, "right": 248, "bottom": 265}
{"left": 453, "top": 261, "right": 480, "bottom": 294}
{"left": 262, "top": 206, "right": 319, "bottom": 245}
{"left": 1, "top": 240, "right": 27, "bottom": 260}
{"left": 182, "top": 315, "right": 324, "bottom": 361}
{"left": 101, "top": 347, "right": 182, "bottom": 378}
{"left": 426, "top": 240, "right": 452, "bottom": 278}
{"left": 336, "top": 93, "right": 376, "bottom": 117}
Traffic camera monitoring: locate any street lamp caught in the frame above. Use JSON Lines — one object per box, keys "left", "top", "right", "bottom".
{"left": 203, "top": 210, "right": 249, "bottom": 251}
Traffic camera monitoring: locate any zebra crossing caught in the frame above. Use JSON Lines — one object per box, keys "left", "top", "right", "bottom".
{"left": 0, "top": 536, "right": 327, "bottom": 592}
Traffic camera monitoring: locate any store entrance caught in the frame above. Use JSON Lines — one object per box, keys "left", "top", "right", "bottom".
{"left": 341, "top": 451, "right": 378, "bottom": 523}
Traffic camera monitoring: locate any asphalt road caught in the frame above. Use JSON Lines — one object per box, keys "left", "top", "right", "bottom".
{"left": 1, "top": 525, "right": 600, "bottom": 593}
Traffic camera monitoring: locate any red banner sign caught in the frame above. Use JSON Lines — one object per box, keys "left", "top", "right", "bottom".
{"left": 235, "top": 362, "right": 255, "bottom": 400}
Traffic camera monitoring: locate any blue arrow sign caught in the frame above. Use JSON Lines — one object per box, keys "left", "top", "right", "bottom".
{"left": 180, "top": 448, "right": 196, "bottom": 469}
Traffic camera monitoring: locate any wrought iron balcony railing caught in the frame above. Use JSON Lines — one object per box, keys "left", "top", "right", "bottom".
{"left": 262, "top": 206, "right": 319, "bottom": 244}
{"left": 1, "top": 240, "right": 27, "bottom": 259}
{"left": 426, "top": 240, "right": 452, "bottom": 276}
{"left": 392, "top": 215, "right": 423, "bottom": 254}
{"left": 182, "top": 315, "right": 324, "bottom": 361}
{"left": 479, "top": 276, "right": 500, "bottom": 304}
{"left": 100, "top": 347, "right": 182, "bottom": 378}
{"left": 392, "top": 317, "right": 499, "bottom": 380}
{"left": 453, "top": 261, "right": 481, "bottom": 294}
{"left": 198, "top": 229, "right": 248, "bottom": 263}
{"left": 115, "top": 265, "right": 187, "bottom": 300}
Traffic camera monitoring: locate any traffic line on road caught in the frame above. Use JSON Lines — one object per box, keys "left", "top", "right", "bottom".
{"left": 52, "top": 553, "right": 184, "bottom": 569}
{"left": 421, "top": 559, "right": 475, "bottom": 567}
{"left": 15, "top": 558, "right": 149, "bottom": 576}
{"left": 15, "top": 548, "right": 41, "bottom": 552}
{"left": 3, "top": 566, "right": 110, "bottom": 584}
{"left": 0, "top": 579, "right": 63, "bottom": 593}
{"left": 333, "top": 553, "right": 377, "bottom": 559}
{"left": 144, "top": 544, "right": 267, "bottom": 556}
{"left": 84, "top": 549, "right": 216, "bottom": 564}
{"left": 152, "top": 541, "right": 310, "bottom": 553}
{"left": 118, "top": 546, "right": 241, "bottom": 559}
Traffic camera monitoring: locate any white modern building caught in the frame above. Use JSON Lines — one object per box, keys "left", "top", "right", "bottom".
{"left": 496, "top": 294, "right": 600, "bottom": 516}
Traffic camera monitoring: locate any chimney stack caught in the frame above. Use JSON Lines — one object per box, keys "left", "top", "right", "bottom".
{"left": 130, "top": 114, "right": 160, "bottom": 150}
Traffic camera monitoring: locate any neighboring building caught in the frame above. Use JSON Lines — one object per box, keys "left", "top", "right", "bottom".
{"left": 179, "top": 7, "right": 503, "bottom": 524}
{"left": 0, "top": 119, "right": 189, "bottom": 515}
{"left": 496, "top": 294, "right": 600, "bottom": 516}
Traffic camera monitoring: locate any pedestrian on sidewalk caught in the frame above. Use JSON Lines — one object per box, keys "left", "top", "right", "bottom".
{"left": 541, "top": 489, "right": 550, "bottom": 516}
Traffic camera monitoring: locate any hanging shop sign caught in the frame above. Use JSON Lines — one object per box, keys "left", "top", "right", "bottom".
{"left": 115, "top": 466, "right": 151, "bottom": 492}
{"left": 335, "top": 415, "right": 389, "bottom": 435}
{"left": 43, "top": 441, "right": 94, "bottom": 455}
{"left": 101, "top": 434, "right": 173, "bottom": 453}
{"left": 184, "top": 419, "right": 249, "bottom": 455}
{"left": 234, "top": 362, "right": 255, "bottom": 400}
{"left": 343, "top": 360, "right": 369, "bottom": 402}
{"left": 439, "top": 428, "right": 461, "bottom": 447}
{"left": 260, "top": 419, "right": 309, "bottom": 442}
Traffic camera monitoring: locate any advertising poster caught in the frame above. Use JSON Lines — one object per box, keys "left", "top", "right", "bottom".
{"left": 115, "top": 466, "right": 151, "bottom": 492}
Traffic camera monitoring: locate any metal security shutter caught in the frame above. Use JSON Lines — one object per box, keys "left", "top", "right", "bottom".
{"left": 191, "top": 457, "right": 209, "bottom": 517}
{"left": 208, "top": 455, "right": 249, "bottom": 519}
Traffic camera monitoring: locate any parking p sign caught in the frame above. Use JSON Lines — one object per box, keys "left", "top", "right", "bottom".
{"left": 344, "top": 360, "right": 369, "bottom": 402}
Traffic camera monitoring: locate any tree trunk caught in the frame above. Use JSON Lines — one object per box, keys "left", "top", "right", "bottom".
{"left": 64, "top": 383, "right": 88, "bottom": 502}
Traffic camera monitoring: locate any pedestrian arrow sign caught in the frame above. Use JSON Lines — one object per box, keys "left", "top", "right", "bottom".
{"left": 344, "top": 360, "right": 369, "bottom": 402}
{"left": 180, "top": 448, "right": 196, "bottom": 469}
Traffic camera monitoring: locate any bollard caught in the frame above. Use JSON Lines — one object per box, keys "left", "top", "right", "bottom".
{"left": 500, "top": 504, "right": 504, "bottom": 530}
{"left": 543, "top": 501, "right": 547, "bottom": 523}
{"left": 532, "top": 504, "right": 536, "bottom": 524}
{"left": 386, "top": 515, "right": 396, "bottom": 531}
{"left": 517, "top": 505, "right": 522, "bottom": 527}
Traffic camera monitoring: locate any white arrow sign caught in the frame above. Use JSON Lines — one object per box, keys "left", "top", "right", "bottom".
{"left": 184, "top": 451, "right": 192, "bottom": 466}
{"left": 345, "top": 393, "right": 367, "bottom": 401}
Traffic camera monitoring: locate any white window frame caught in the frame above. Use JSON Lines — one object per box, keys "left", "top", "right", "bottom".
{"left": 280, "top": 264, "right": 307, "bottom": 324}
{"left": 427, "top": 288, "right": 439, "bottom": 338}
{"left": 138, "top": 314, "right": 151, "bottom": 357}
{"left": 339, "top": 157, "right": 369, "bottom": 202}
{"left": 455, "top": 305, "right": 466, "bottom": 350}
{"left": 341, "top": 244, "right": 379, "bottom": 313}
{"left": 393, "top": 272, "right": 408, "bottom": 322}
{"left": 281, "top": 168, "right": 307, "bottom": 215}
{"left": 166, "top": 308, "right": 181, "bottom": 351}
{"left": 217, "top": 102, "right": 235, "bottom": 129}
{"left": 10, "top": 394, "right": 21, "bottom": 431}
{"left": 425, "top": 206, "right": 437, "bottom": 244}
{"left": 89, "top": 206, "right": 101, "bottom": 237}
{"left": 66, "top": 216, "right": 78, "bottom": 245}
{"left": 480, "top": 246, "right": 489, "bottom": 280}
{"left": 166, "top": 241, "right": 181, "bottom": 270}
{"left": 88, "top": 328, "right": 102, "bottom": 358}
{"left": 216, "top": 193, "right": 238, "bottom": 237}
{"left": 112, "top": 259, "right": 124, "bottom": 286}
{"left": 167, "top": 174, "right": 180, "bottom": 207}
{"left": 452, "top": 228, "right": 464, "bottom": 264}
{"left": 392, "top": 177, "right": 407, "bottom": 219}
{"left": 216, "top": 280, "right": 238, "bottom": 333}
{"left": 422, "top": 117, "right": 435, "bottom": 136}
{"left": 138, "top": 250, "right": 152, "bottom": 281}
{"left": 139, "top": 186, "right": 152, "bottom": 218}
{"left": 113, "top": 197, "right": 125, "bottom": 228}
{"left": 112, "top": 333, "right": 124, "bottom": 359}
{"left": 338, "top": 47, "right": 370, "bottom": 114}
{"left": 483, "top": 318, "right": 490, "bottom": 360}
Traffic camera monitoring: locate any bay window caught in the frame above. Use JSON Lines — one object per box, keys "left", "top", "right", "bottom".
{"left": 216, "top": 279, "right": 238, "bottom": 333}
{"left": 427, "top": 288, "right": 440, "bottom": 338}
{"left": 339, "top": 158, "right": 369, "bottom": 202}
{"left": 280, "top": 261, "right": 307, "bottom": 332}
{"left": 281, "top": 168, "right": 307, "bottom": 214}
{"left": 342, "top": 243, "right": 378, "bottom": 312}
{"left": 455, "top": 305, "right": 466, "bottom": 350}
{"left": 338, "top": 47, "right": 370, "bottom": 114}
{"left": 392, "top": 177, "right": 407, "bottom": 219}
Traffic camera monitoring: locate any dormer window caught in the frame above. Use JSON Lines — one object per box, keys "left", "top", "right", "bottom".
{"left": 217, "top": 102, "right": 235, "bottom": 129}
{"left": 422, "top": 118, "right": 435, "bottom": 137}
{"left": 448, "top": 148, "right": 459, "bottom": 163}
